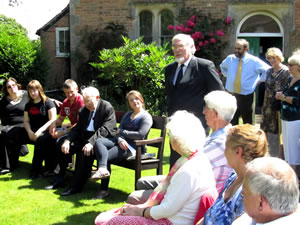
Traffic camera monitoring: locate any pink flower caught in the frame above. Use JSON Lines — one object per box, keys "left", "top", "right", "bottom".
{"left": 168, "top": 25, "right": 174, "bottom": 30}
{"left": 209, "top": 31, "right": 214, "bottom": 36}
{"left": 204, "top": 40, "right": 209, "bottom": 45}
{"left": 187, "top": 20, "right": 195, "bottom": 27}
{"left": 196, "top": 46, "right": 200, "bottom": 51}
{"left": 191, "top": 33, "right": 198, "bottom": 40}
{"left": 198, "top": 41, "right": 204, "bottom": 47}
{"left": 176, "top": 24, "right": 184, "bottom": 31}
{"left": 190, "top": 15, "right": 196, "bottom": 22}
{"left": 216, "top": 30, "right": 224, "bottom": 36}
{"left": 184, "top": 27, "right": 192, "bottom": 33}
{"left": 225, "top": 16, "right": 232, "bottom": 24}
{"left": 210, "top": 38, "right": 216, "bottom": 44}
{"left": 195, "top": 31, "right": 204, "bottom": 39}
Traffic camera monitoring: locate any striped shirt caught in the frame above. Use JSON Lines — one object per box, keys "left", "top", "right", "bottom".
{"left": 203, "top": 124, "right": 233, "bottom": 193}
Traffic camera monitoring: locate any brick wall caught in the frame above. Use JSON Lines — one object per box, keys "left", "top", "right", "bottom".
{"left": 39, "top": 12, "right": 70, "bottom": 89}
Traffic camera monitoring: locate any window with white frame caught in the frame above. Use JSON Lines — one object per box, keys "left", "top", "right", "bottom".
{"left": 136, "top": 5, "right": 175, "bottom": 45}
{"left": 56, "top": 27, "right": 70, "bottom": 57}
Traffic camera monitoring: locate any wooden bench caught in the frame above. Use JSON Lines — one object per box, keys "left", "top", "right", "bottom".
{"left": 113, "top": 111, "right": 167, "bottom": 189}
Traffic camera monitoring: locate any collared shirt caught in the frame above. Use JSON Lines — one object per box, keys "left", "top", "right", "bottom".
{"left": 220, "top": 53, "right": 270, "bottom": 95}
{"left": 203, "top": 124, "right": 233, "bottom": 193}
{"left": 232, "top": 210, "right": 300, "bottom": 225}
{"left": 172, "top": 55, "right": 193, "bottom": 85}
{"left": 59, "top": 93, "right": 84, "bottom": 125}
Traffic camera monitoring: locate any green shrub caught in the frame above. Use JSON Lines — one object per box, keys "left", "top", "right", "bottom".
{"left": 0, "top": 15, "right": 49, "bottom": 88}
{"left": 91, "top": 36, "right": 174, "bottom": 115}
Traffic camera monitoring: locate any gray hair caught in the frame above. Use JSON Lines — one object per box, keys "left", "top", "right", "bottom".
{"left": 172, "top": 34, "right": 196, "bottom": 55}
{"left": 204, "top": 91, "right": 237, "bottom": 122}
{"left": 246, "top": 157, "right": 299, "bottom": 214}
{"left": 288, "top": 49, "right": 300, "bottom": 67}
{"left": 167, "top": 110, "right": 205, "bottom": 156}
{"left": 81, "top": 86, "right": 100, "bottom": 98}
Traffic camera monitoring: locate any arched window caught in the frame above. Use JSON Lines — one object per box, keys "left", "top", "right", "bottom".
{"left": 160, "top": 9, "right": 174, "bottom": 45}
{"left": 139, "top": 11, "right": 153, "bottom": 44}
{"left": 240, "top": 15, "right": 280, "bottom": 33}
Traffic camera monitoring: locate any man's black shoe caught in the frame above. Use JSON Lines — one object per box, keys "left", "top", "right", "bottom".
{"left": 60, "top": 187, "right": 80, "bottom": 196}
{"left": 0, "top": 168, "right": 11, "bottom": 175}
{"left": 44, "top": 179, "right": 64, "bottom": 190}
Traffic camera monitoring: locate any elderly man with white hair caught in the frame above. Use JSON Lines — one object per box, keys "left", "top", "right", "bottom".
{"left": 166, "top": 33, "right": 224, "bottom": 168}
{"left": 49, "top": 86, "right": 118, "bottom": 196}
{"left": 127, "top": 90, "right": 237, "bottom": 211}
{"left": 232, "top": 157, "right": 300, "bottom": 225}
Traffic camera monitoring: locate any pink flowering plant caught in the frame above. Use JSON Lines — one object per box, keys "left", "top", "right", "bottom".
{"left": 168, "top": 8, "right": 233, "bottom": 67}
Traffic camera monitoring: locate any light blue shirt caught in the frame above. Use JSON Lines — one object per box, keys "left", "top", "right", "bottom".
{"left": 220, "top": 53, "right": 270, "bottom": 95}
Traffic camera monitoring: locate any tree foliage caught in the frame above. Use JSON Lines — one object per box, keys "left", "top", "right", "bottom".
{"left": 91, "top": 36, "right": 174, "bottom": 115}
{"left": 74, "top": 22, "right": 127, "bottom": 85}
{"left": 0, "top": 14, "right": 49, "bottom": 88}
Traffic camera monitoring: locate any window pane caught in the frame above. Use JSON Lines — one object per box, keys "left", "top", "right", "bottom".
{"left": 160, "top": 10, "right": 174, "bottom": 45}
{"left": 140, "top": 11, "right": 152, "bottom": 43}
{"left": 240, "top": 15, "right": 280, "bottom": 33}
{"left": 59, "top": 31, "right": 65, "bottom": 53}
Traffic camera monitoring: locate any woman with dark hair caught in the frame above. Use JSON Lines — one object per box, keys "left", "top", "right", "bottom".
{"left": 0, "top": 77, "right": 29, "bottom": 174}
{"left": 23, "top": 80, "right": 57, "bottom": 179}
{"left": 91, "top": 90, "right": 153, "bottom": 199}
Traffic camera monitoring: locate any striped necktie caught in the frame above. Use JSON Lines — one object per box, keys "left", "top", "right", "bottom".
{"left": 234, "top": 59, "right": 242, "bottom": 93}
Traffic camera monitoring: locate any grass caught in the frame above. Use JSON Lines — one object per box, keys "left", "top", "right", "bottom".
{"left": 0, "top": 129, "right": 170, "bottom": 225}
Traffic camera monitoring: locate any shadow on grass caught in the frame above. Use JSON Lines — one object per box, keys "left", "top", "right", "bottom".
{"left": 52, "top": 210, "right": 99, "bottom": 225}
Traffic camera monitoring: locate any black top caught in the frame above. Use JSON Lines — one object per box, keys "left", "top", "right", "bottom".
{"left": 0, "top": 91, "right": 28, "bottom": 126}
{"left": 281, "top": 79, "right": 300, "bottom": 121}
{"left": 25, "top": 98, "right": 55, "bottom": 132}
{"left": 165, "top": 56, "right": 224, "bottom": 127}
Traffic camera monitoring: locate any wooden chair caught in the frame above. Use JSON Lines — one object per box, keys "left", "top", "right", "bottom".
{"left": 113, "top": 111, "right": 167, "bottom": 189}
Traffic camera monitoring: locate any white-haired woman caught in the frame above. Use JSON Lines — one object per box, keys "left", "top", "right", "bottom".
{"left": 94, "top": 110, "right": 218, "bottom": 225}
{"left": 275, "top": 50, "right": 300, "bottom": 171}
{"left": 261, "top": 47, "right": 292, "bottom": 156}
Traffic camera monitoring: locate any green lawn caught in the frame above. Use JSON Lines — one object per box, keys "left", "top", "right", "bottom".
{"left": 0, "top": 130, "right": 170, "bottom": 225}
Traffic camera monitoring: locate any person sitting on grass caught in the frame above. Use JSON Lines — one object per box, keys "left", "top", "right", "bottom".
{"left": 94, "top": 110, "right": 218, "bottom": 225}
{"left": 90, "top": 90, "right": 153, "bottom": 199}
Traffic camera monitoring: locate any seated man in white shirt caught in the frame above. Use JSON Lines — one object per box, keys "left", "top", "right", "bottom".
{"left": 233, "top": 157, "right": 300, "bottom": 225}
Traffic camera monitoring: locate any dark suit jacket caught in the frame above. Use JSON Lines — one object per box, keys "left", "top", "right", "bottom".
{"left": 165, "top": 55, "right": 224, "bottom": 127}
{"left": 66, "top": 99, "right": 117, "bottom": 146}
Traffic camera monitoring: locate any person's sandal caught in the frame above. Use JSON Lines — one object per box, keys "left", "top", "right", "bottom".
{"left": 93, "top": 190, "right": 109, "bottom": 199}
{"left": 90, "top": 168, "right": 110, "bottom": 180}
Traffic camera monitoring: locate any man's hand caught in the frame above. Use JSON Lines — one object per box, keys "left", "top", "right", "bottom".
{"left": 82, "top": 143, "right": 94, "bottom": 156}
{"left": 61, "top": 140, "right": 70, "bottom": 154}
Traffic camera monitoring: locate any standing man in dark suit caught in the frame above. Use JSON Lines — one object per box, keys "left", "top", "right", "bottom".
{"left": 166, "top": 33, "right": 224, "bottom": 168}
{"left": 44, "top": 86, "right": 117, "bottom": 195}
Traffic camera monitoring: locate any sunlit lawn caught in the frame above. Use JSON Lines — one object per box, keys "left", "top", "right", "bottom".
{"left": 0, "top": 129, "right": 170, "bottom": 225}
